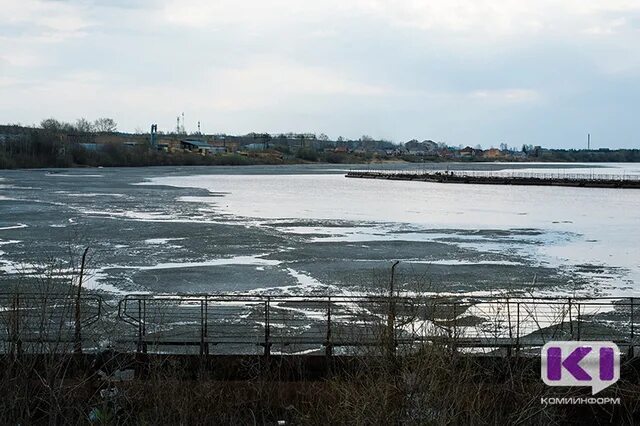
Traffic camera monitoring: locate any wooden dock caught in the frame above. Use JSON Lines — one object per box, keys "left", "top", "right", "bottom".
{"left": 346, "top": 170, "right": 640, "bottom": 188}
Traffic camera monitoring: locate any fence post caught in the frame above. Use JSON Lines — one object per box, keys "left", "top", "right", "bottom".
{"left": 568, "top": 298, "right": 573, "bottom": 339}
{"left": 325, "top": 297, "right": 332, "bottom": 357}
{"left": 576, "top": 303, "right": 581, "bottom": 341}
{"left": 264, "top": 297, "right": 271, "bottom": 357}
{"left": 506, "top": 298, "right": 512, "bottom": 357}
{"left": 204, "top": 296, "right": 209, "bottom": 355}
{"left": 452, "top": 302, "right": 458, "bottom": 353}
{"left": 142, "top": 299, "right": 147, "bottom": 354}
{"left": 137, "top": 299, "right": 148, "bottom": 354}
{"left": 137, "top": 299, "right": 143, "bottom": 353}
{"left": 10, "top": 293, "right": 22, "bottom": 358}
{"left": 516, "top": 303, "right": 520, "bottom": 353}
{"left": 387, "top": 261, "right": 399, "bottom": 357}
{"left": 631, "top": 298, "right": 635, "bottom": 358}
{"left": 74, "top": 247, "right": 89, "bottom": 354}
{"left": 200, "top": 299, "right": 206, "bottom": 356}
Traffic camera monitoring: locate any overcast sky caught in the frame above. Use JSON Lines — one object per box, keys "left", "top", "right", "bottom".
{"left": 1, "top": 0, "right": 639, "bottom": 148}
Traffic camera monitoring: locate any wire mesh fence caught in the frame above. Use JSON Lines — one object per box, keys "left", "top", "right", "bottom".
{"left": 0, "top": 293, "right": 102, "bottom": 353}
{"left": 0, "top": 292, "right": 635, "bottom": 356}
{"left": 117, "top": 295, "right": 639, "bottom": 356}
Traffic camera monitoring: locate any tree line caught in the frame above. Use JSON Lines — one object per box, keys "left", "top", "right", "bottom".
{"left": 1, "top": 118, "right": 639, "bottom": 168}
{"left": 39, "top": 117, "right": 118, "bottom": 134}
{"left": 0, "top": 120, "right": 284, "bottom": 168}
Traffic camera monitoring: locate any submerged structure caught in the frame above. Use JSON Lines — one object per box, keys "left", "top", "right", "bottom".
{"left": 346, "top": 170, "right": 640, "bottom": 189}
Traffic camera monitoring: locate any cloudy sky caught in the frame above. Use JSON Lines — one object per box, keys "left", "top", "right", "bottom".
{"left": 1, "top": 0, "right": 639, "bottom": 148}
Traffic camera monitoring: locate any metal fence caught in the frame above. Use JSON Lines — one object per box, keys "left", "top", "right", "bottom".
{"left": 0, "top": 293, "right": 636, "bottom": 356}
{"left": 0, "top": 293, "right": 102, "bottom": 353}
{"left": 117, "top": 295, "right": 639, "bottom": 356}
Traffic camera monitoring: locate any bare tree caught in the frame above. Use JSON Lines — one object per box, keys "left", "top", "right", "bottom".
{"left": 75, "top": 118, "right": 94, "bottom": 133}
{"left": 93, "top": 117, "right": 117, "bottom": 133}
{"left": 40, "top": 118, "right": 64, "bottom": 132}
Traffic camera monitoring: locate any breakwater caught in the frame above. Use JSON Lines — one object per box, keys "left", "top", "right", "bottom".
{"left": 346, "top": 170, "right": 640, "bottom": 188}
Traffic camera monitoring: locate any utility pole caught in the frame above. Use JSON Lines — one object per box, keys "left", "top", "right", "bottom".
{"left": 588, "top": 133, "right": 591, "bottom": 150}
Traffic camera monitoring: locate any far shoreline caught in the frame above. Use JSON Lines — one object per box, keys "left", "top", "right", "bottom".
{"left": 1, "top": 158, "right": 632, "bottom": 172}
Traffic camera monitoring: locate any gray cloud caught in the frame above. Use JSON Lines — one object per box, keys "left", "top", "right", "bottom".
{"left": 1, "top": 0, "right": 639, "bottom": 148}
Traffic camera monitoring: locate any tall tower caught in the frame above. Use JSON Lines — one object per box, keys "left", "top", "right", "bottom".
{"left": 181, "top": 112, "right": 185, "bottom": 134}
{"left": 588, "top": 133, "right": 591, "bottom": 150}
{"left": 150, "top": 124, "right": 158, "bottom": 148}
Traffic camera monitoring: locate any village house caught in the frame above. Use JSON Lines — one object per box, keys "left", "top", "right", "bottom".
{"left": 484, "top": 148, "right": 503, "bottom": 159}
{"left": 180, "top": 139, "right": 214, "bottom": 154}
{"left": 459, "top": 146, "right": 476, "bottom": 157}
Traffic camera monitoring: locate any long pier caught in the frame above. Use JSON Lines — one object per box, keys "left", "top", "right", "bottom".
{"left": 346, "top": 170, "right": 640, "bottom": 188}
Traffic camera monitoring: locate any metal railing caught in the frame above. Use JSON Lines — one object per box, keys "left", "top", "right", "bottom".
{"left": 117, "top": 295, "right": 639, "bottom": 356}
{"left": 1, "top": 292, "right": 635, "bottom": 356}
{"left": 0, "top": 293, "right": 102, "bottom": 354}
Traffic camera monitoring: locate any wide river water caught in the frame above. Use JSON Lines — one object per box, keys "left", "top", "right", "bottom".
{"left": 0, "top": 162, "right": 639, "bottom": 299}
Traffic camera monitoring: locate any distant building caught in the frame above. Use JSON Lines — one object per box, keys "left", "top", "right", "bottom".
{"left": 210, "top": 139, "right": 239, "bottom": 152}
{"left": 459, "top": 146, "right": 475, "bottom": 157}
{"left": 244, "top": 143, "right": 267, "bottom": 151}
{"left": 484, "top": 148, "right": 503, "bottom": 159}
{"left": 180, "top": 139, "right": 214, "bottom": 154}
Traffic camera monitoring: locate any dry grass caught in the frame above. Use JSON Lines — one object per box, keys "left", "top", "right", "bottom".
{"left": 1, "top": 345, "right": 639, "bottom": 425}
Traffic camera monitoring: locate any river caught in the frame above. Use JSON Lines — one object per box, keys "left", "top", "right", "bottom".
{"left": 0, "top": 162, "right": 638, "bottom": 298}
